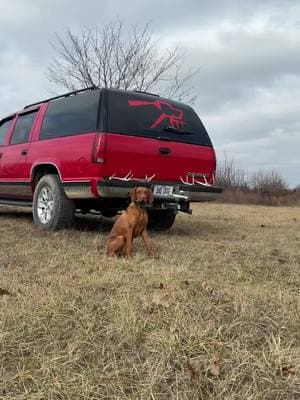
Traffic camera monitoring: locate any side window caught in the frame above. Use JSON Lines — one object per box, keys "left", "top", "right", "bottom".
{"left": 10, "top": 111, "right": 38, "bottom": 145}
{"left": 0, "top": 118, "right": 14, "bottom": 146}
{"left": 40, "top": 90, "right": 100, "bottom": 140}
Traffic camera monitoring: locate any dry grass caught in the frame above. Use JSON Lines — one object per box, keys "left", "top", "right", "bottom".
{"left": 0, "top": 203, "right": 300, "bottom": 399}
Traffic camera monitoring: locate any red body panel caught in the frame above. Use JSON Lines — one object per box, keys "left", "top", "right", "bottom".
{"left": 0, "top": 143, "right": 31, "bottom": 181}
{"left": 28, "top": 133, "right": 102, "bottom": 181}
{"left": 1, "top": 109, "right": 41, "bottom": 182}
{"left": 102, "top": 133, "right": 215, "bottom": 183}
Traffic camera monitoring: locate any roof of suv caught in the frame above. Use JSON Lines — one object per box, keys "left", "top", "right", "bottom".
{"left": 23, "top": 86, "right": 100, "bottom": 109}
{"left": 23, "top": 87, "right": 160, "bottom": 110}
{"left": 0, "top": 87, "right": 164, "bottom": 121}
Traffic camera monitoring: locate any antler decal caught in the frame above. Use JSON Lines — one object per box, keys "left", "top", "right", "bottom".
{"left": 108, "top": 171, "right": 215, "bottom": 187}
{"left": 109, "top": 171, "right": 156, "bottom": 182}
{"left": 180, "top": 173, "right": 215, "bottom": 187}
{"left": 128, "top": 99, "right": 185, "bottom": 130}
{"left": 109, "top": 170, "right": 134, "bottom": 181}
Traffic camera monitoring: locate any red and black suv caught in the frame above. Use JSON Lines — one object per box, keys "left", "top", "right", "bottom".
{"left": 0, "top": 87, "right": 222, "bottom": 230}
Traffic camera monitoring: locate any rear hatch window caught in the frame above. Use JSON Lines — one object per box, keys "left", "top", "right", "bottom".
{"left": 107, "top": 90, "right": 212, "bottom": 146}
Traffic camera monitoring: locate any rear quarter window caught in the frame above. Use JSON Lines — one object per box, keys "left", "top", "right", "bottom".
{"left": 40, "top": 90, "right": 100, "bottom": 140}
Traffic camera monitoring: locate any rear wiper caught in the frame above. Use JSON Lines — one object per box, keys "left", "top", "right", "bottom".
{"left": 157, "top": 136, "right": 170, "bottom": 141}
{"left": 164, "top": 125, "right": 193, "bottom": 134}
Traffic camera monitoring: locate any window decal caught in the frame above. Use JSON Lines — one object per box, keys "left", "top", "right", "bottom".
{"left": 128, "top": 99, "right": 185, "bottom": 130}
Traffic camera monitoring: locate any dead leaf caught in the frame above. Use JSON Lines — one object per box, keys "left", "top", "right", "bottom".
{"left": 201, "top": 282, "right": 217, "bottom": 296}
{"left": 0, "top": 287, "right": 11, "bottom": 296}
{"left": 170, "top": 359, "right": 182, "bottom": 371}
{"left": 281, "top": 365, "right": 297, "bottom": 377}
{"left": 271, "top": 249, "right": 279, "bottom": 256}
{"left": 207, "top": 362, "right": 220, "bottom": 377}
{"left": 181, "top": 280, "right": 190, "bottom": 286}
{"left": 186, "top": 360, "right": 200, "bottom": 380}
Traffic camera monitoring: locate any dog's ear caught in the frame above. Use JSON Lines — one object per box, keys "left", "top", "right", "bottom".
{"left": 147, "top": 189, "right": 154, "bottom": 204}
{"left": 130, "top": 188, "right": 137, "bottom": 202}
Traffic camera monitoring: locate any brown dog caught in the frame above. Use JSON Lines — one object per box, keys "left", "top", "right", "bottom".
{"left": 106, "top": 187, "right": 154, "bottom": 257}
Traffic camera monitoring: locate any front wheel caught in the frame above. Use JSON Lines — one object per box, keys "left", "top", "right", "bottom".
{"left": 147, "top": 209, "right": 177, "bottom": 231}
{"left": 33, "top": 174, "right": 75, "bottom": 230}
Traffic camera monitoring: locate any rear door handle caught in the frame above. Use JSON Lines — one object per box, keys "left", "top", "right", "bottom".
{"left": 159, "top": 147, "right": 171, "bottom": 155}
{"left": 21, "top": 149, "right": 28, "bottom": 156}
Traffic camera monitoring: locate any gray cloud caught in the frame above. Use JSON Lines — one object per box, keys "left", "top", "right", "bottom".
{"left": 0, "top": 0, "right": 299, "bottom": 186}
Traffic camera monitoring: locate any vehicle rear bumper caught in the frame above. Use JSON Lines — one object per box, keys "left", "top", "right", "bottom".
{"left": 96, "top": 179, "right": 222, "bottom": 202}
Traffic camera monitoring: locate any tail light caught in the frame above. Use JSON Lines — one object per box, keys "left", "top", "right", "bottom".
{"left": 92, "top": 133, "right": 107, "bottom": 164}
{"left": 212, "top": 148, "right": 217, "bottom": 173}
{"left": 210, "top": 148, "right": 217, "bottom": 185}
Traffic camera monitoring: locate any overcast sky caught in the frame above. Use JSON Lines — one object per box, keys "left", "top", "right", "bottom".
{"left": 0, "top": 0, "right": 299, "bottom": 186}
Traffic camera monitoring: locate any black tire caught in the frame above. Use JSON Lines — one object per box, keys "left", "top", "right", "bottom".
{"left": 147, "top": 209, "right": 177, "bottom": 231}
{"left": 33, "top": 174, "right": 75, "bottom": 230}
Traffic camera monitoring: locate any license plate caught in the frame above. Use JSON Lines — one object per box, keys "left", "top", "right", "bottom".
{"left": 153, "top": 185, "right": 173, "bottom": 197}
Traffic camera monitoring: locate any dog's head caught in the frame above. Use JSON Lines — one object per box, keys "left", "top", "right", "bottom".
{"left": 130, "top": 187, "right": 153, "bottom": 206}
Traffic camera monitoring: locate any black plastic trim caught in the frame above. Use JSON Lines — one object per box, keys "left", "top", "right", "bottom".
{"left": 0, "top": 199, "right": 32, "bottom": 207}
{"left": 0, "top": 181, "right": 31, "bottom": 187}
{"left": 62, "top": 181, "right": 90, "bottom": 187}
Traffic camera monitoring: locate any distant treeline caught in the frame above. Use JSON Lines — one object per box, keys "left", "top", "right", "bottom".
{"left": 216, "top": 157, "right": 300, "bottom": 206}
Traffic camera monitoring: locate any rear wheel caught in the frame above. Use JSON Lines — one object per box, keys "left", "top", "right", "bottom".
{"left": 33, "top": 174, "right": 75, "bottom": 230}
{"left": 147, "top": 209, "right": 177, "bottom": 231}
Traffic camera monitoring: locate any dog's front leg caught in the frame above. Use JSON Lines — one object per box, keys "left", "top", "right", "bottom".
{"left": 141, "top": 229, "right": 154, "bottom": 256}
{"left": 125, "top": 230, "right": 133, "bottom": 258}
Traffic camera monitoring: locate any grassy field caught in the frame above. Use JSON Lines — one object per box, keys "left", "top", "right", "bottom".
{"left": 0, "top": 203, "right": 299, "bottom": 399}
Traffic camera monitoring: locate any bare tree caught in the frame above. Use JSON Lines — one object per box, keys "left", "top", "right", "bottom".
{"left": 250, "top": 170, "right": 288, "bottom": 195}
{"left": 216, "top": 154, "right": 289, "bottom": 196}
{"left": 47, "top": 19, "right": 198, "bottom": 102}
{"left": 216, "top": 155, "right": 249, "bottom": 190}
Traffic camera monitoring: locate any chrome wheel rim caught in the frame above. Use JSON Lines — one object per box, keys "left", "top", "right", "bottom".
{"left": 37, "top": 186, "right": 54, "bottom": 224}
